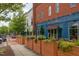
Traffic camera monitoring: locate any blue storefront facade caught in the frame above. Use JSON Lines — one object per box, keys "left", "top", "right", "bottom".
{"left": 36, "top": 12, "right": 79, "bottom": 40}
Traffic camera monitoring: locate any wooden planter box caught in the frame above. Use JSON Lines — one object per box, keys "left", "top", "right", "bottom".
{"left": 41, "top": 40, "right": 58, "bottom": 56}
{"left": 27, "top": 39, "right": 33, "bottom": 49}
{"left": 25, "top": 38, "right": 28, "bottom": 47}
{"left": 16, "top": 35, "right": 25, "bottom": 45}
{"left": 33, "top": 40, "right": 42, "bottom": 55}
{"left": 16, "top": 36, "right": 20, "bottom": 44}
{"left": 19, "top": 36, "right": 25, "bottom": 45}
{"left": 58, "top": 49, "right": 73, "bottom": 56}
{"left": 16, "top": 36, "right": 18, "bottom": 43}
{"left": 58, "top": 46, "right": 79, "bottom": 56}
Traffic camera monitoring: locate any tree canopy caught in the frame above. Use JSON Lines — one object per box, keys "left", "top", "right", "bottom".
{"left": 0, "top": 26, "right": 8, "bottom": 35}
{"left": 0, "top": 3, "right": 23, "bottom": 13}
{"left": 0, "top": 3, "right": 24, "bottom": 21}
{"left": 9, "top": 11, "right": 26, "bottom": 35}
{"left": 0, "top": 3, "right": 27, "bottom": 36}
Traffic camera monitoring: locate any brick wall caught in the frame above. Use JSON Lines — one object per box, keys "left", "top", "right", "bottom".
{"left": 33, "top": 3, "right": 79, "bottom": 23}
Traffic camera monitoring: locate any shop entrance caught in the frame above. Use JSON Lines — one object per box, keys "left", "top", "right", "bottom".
{"left": 48, "top": 29, "right": 58, "bottom": 39}
{"left": 48, "top": 25, "right": 62, "bottom": 39}
{"left": 48, "top": 28, "right": 62, "bottom": 39}
{"left": 70, "top": 26, "right": 78, "bottom": 40}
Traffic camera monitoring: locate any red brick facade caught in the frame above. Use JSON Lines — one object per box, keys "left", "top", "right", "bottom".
{"left": 33, "top": 3, "right": 79, "bottom": 24}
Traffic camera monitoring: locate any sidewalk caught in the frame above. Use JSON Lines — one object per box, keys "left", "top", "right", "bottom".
{"left": 0, "top": 42, "right": 14, "bottom": 56}
{"left": 10, "top": 45, "right": 38, "bottom": 56}
{"left": 8, "top": 38, "right": 38, "bottom": 56}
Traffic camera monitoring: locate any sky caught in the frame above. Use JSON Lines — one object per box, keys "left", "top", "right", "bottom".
{"left": 0, "top": 3, "right": 33, "bottom": 27}
{"left": 23, "top": 3, "right": 33, "bottom": 13}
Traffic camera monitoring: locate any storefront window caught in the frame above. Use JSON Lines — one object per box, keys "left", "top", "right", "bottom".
{"left": 70, "top": 26, "right": 78, "bottom": 40}
{"left": 48, "top": 29, "right": 58, "bottom": 39}
{"left": 48, "top": 5, "right": 52, "bottom": 16}
{"left": 55, "top": 3, "right": 59, "bottom": 13}
{"left": 40, "top": 26, "right": 44, "bottom": 35}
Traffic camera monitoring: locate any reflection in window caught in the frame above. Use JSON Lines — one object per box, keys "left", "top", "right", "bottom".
{"left": 55, "top": 3, "right": 59, "bottom": 13}
{"left": 48, "top": 5, "right": 52, "bottom": 16}
{"left": 69, "top": 3, "right": 76, "bottom": 7}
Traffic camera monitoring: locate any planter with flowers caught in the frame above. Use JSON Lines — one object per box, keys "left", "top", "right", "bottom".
{"left": 16, "top": 35, "right": 21, "bottom": 44}
{"left": 58, "top": 39, "right": 76, "bottom": 56}
{"left": 33, "top": 35, "right": 46, "bottom": 55}
{"left": 41, "top": 37, "right": 58, "bottom": 56}
{"left": 26, "top": 36, "right": 35, "bottom": 49}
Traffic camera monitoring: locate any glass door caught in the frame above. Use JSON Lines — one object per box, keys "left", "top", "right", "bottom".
{"left": 48, "top": 29, "right": 58, "bottom": 39}
{"left": 70, "top": 26, "right": 78, "bottom": 40}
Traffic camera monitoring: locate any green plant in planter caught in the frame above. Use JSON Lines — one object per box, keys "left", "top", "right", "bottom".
{"left": 26, "top": 35, "right": 36, "bottom": 40}
{"left": 30, "top": 35, "right": 36, "bottom": 39}
{"left": 37, "top": 35, "right": 46, "bottom": 40}
{"left": 44, "top": 37, "right": 56, "bottom": 43}
{"left": 58, "top": 40, "right": 75, "bottom": 52}
{"left": 26, "top": 36, "right": 30, "bottom": 39}
{"left": 75, "top": 40, "right": 79, "bottom": 46}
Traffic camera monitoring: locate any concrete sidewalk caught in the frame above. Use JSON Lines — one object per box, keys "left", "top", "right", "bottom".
{"left": 7, "top": 38, "right": 39, "bottom": 56}
{"left": 10, "top": 44, "right": 38, "bottom": 56}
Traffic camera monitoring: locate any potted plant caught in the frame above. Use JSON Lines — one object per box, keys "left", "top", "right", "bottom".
{"left": 58, "top": 39, "right": 75, "bottom": 56}
{"left": 37, "top": 35, "right": 46, "bottom": 40}
{"left": 26, "top": 36, "right": 35, "bottom": 49}
{"left": 41, "top": 37, "right": 58, "bottom": 56}
{"left": 29, "top": 35, "right": 36, "bottom": 40}
{"left": 32, "top": 35, "right": 46, "bottom": 55}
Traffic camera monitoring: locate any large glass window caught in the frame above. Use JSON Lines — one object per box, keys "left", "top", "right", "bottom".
{"left": 70, "top": 26, "right": 78, "bottom": 40}
{"left": 55, "top": 3, "right": 59, "bottom": 13}
{"left": 48, "top": 5, "right": 52, "bottom": 16}
{"left": 40, "top": 26, "right": 44, "bottom": 35}
{"left": 48, "top": 29, "right": 58, "bottom": 39}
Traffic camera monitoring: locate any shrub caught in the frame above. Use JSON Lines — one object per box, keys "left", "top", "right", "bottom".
{"left": 75, "top": 40, "right": 79, "bottom": 46}
{"left": 37, "top": 35, "right": 46, "bottom": 40}
{"left": 27, "top": 35, "right": 35, "bottom": 39}
{"left": 44, "top": 37, "right": 56, "bottom": 43}
{"left": 58, "top": 40, "right": 75, "bottom": 52}
{"left": 30, "top": 36, "right": 36, "bottom": 39}
{"left": 27, "top": 36, "right": 30, "bottom": 39}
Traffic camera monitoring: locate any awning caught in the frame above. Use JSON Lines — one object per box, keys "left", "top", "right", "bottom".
{"left": 47, "top": 25, "right": 58, "bottom": 29}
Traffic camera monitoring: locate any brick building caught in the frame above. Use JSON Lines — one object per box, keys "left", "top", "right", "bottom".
{"left": 33, "top": 3, "right": 79, "bottom": 40}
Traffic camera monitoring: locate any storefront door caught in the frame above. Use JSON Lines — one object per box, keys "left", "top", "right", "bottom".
{"left": 70, "top": 26, "right": 78, "bottom": 40}
{"left": 48, "top": 29, "right": 58, "bottom": 39}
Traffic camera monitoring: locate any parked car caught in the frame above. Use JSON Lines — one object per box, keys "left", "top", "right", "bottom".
{"left": 0, "top": 35, "right": 7, "bottom": 42}
{"left": 2, "top": 36, "right": 7, "bottom": 42}
{"left": 0, "top": 38, "right": 2, "bottom": 44}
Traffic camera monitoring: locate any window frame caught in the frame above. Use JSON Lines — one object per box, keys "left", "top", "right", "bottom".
{"left": 55, "top": 3, "right": 60, "bottom": 13}
{"left": 48, "top": 5, "right": 52, "bottom": 16}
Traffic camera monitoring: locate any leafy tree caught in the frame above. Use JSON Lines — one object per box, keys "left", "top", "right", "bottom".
{"left": 0, "top": 3, "right": 26, "bottom": 35}
{"left": 0, "top": 26, "right": 8, "bottom": 35}
{"left": 0, "top": 3, "right": 23, "bottom": 14}
{"left": 0, "top": 3, "right": 24, "bottom": 21}
{"left": 9, "top": 11, "right": 26, "bottom": 35}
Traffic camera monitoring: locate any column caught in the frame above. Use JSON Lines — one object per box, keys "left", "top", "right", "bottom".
{"left": 62, "top": 23, "right": 69, "bottom": 40}
{"left": 44, "top": 25, "right": 48, "bottom": 39}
